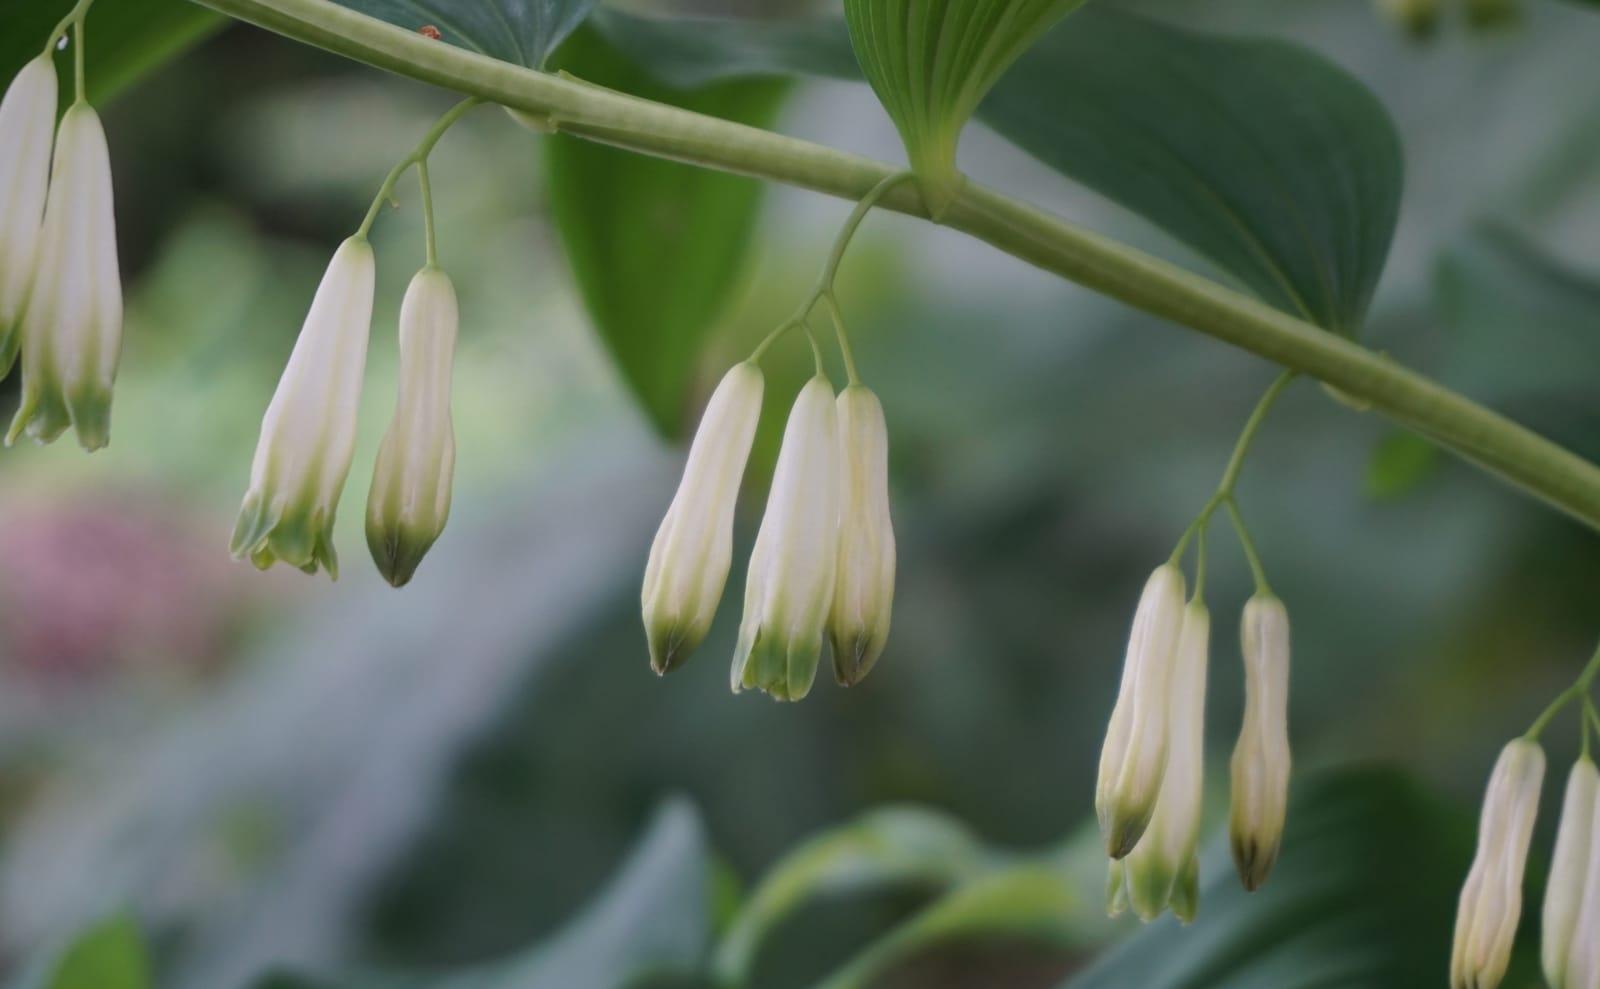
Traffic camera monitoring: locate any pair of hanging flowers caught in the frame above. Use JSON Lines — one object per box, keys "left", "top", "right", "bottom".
{"left": 0, "top": 24, "right": 121, "bottom": 452}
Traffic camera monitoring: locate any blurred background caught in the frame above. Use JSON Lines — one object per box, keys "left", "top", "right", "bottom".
{"left": 1, "top": 0, "right": 1598, "bottom": 986}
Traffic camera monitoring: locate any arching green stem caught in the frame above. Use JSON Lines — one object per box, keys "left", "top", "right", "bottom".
{"left": 192, "top": 0, "right": 1600, "bottom": 536}
{"left": 357, "top": 96, "right": 480, "bottom": 239}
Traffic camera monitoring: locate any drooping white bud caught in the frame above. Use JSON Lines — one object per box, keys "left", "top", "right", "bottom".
{"left": 1229, "top": 593, "right": 1291, "bottom": 891}
{"left": 366, "top": 267, "right": 458, "bottom": 587}
{"left": 828, "top": 384, "right": 895, "bottom": 686}
{"left": 1544, "top": 757, "right": 1600, "bottom": 989}
{"left": 731, "top": 374, "right": 840, "bottom": 702}
{"left": 641, "top": 362, "right": 764, "bottom": 674}
{"left": 1451, "top": 738, "right": 1546, "bottom": 989}
{"left": 1096, "top": 564, "right": 1186, "bottom": 858}
{"left": 7, "top": 103, "right": 122, "bottom": 451}
{"left": 0, "top": 55, "right": 58, "bottom": 378}
{"left": 230, "top": 236, "right": 375, "bottom": 578}
{"left": 1125, "top": 600, "right": 1209, "bottom": 922}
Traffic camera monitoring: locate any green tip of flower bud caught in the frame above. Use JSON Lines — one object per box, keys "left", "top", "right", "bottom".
{"left": 733, "top": 629, "right": 823, "bottom": 702}
{"left": 1106, "top": 861, "right": 1128, "bottom": 919}
{"left": 830, "top": 631, "right": 886, "bottom": 687}
{"left": 1100, "top": 806, "right": 1156, "bottom": 861}
{"left": 647, "top": 620, "right": 704, "bottom": 677}
{"left": 1171, "top": 857, "right": 1200, "bottom": 925}
{"left": 366, "top": 522, "right": 441, "bottom": 588}
{"left": 1231, "top": 832, "right": 1280, "bottom": 893}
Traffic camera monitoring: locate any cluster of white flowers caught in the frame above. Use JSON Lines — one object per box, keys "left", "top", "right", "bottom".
{"left": 1451, "top": 737, "right": 1600, "bottom": 989}
{"left": 230, "top": 247, "right": 459, "bottom": 585}
{"left": 641, "top": 366, "right": 896, "bottom": 701}
{"left": 1097, "top": 565, "right": 1292, "bottom": 923}
{"left": 0, "top": 46, "right": 122, "bottom": 451}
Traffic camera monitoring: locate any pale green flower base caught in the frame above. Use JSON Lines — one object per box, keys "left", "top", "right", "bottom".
{"left": 230, "top": 490, "right": 340, "bottom": 579}
{"left": 5, "top": 375, "right": 112, "bottom": 451}
{"left": 733, "top": 625, "right": 823, "bottom": 702}
{"left": 0, "top": 320, "right": 18, "bottom": 381}
{"left": 1123, "top": 853, "right": 1200, "bottom": 924}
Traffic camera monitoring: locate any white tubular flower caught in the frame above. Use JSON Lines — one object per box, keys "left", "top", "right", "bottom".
{"left": 7, "top": 103, "right": 121, "bottom": 451}
{"left": 1543, "top": 757, "right": 1599, "bottom": 989}
{"left": 1451, "top": 738, "right": 1546, "bottom": 989}
{"left": 1229, "top": 593, "right": 1292, "bottom": 891}
{"left": 732, "top": 374, "right": 840, "bottom": 702}
{"left": 1096, "top": 564, "right": 1186, "bottom": 858}
{"left": 0, "top": 54, "right": 58, "bottom": 378}
{"left": 365, "top": 267, "right": 458, "bottom": 587}
{"left": 641, "top": 362, "right": 764, "bottom": 674}
{"left": 230, "top": 236, "right": 375, "bottom": 578}
{"left": 1125, "top": 600, "right": 1209, "bottom": 923}
{"left": 828, "top": 384, "right": 895, "bottom": 687}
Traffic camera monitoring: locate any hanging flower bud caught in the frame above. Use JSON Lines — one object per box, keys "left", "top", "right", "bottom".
{"left": 0, "top": 55, "right": 58, "bottom": 379}
{"left": 828, "top": 384, "right": 895, "bottom": 686}
{"left": 1451, "top": 738, "right": 1546, "bottom": 989}
{"left": 230, "top": 236, "right": 375, "bottom": 578}
{"left": 7, "top": 104, "right": 121, "bottom": 451}
{"left": 1125, "top": 600, "right": 1209, "bottom": 922}
{"left": 1096, "top": 564, "right": 1186, "bottom": 858}
{"left": 365, "top": 268, "right": 458, "bottom": 587}
{"left": 732, "top": 375, "right": 840, "bottom": 702}
{"left": 641, "top": 362, "right": 764, "bottom": 674}
{"left": 1543, "top": 757, "right": 1599, "bottom": 989}
{"left": 1229, "top": 593, "right": 1291, "bottom": 891}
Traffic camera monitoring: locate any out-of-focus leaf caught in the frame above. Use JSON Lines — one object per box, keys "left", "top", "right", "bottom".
{"left": 325, "top": 0, "right": 592, "bottom": 69}
{"left": 1058, "top": 767, "right": 1533, "bottom": 989}
{"left": 252, "top": 800, "right": 714, "bottom": 989}
{"left": 8, "top": 916, "right": 150, "bottom": 989}
{"left": 590, "top": 6, "right": 1402, "bottom": 334}
{"left": 1366, "top": 431, "right": 1441, "bottom": 499}
{"left": 545, "top": 27, "right": 788, "bottom": 435}
{"left": 713, "top": 807, "right": 991, "bottom": 984}
{"left": 0, "top": 0, "right": 221, "bottom": 105}
{"left": 1437, "top": 225, "right": 1600, "bottom": 400}
{"left": 841, "top": 0, "right": 1087, "bottom": 214}
{"left": 813, "top": 864, "right": 1082, "bottom": 989}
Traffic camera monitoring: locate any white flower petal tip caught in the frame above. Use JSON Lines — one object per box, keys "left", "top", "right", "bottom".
{"left": 230, "top": 236, "right": 376, "bottom": 579}
{"left": 641, "top": 362, "right": 764, "bottom": 674}
{"left": 731, "top": 374, "right": 840, "bottom": 702}
{"left": 1096, "top": 564, "right": 1187, "bottom": 858}
{"left": 366, "top": 267, "right": 459, "bottom": 588}
{"left": 7, "top": 102, "right": 122, "bottom": 451}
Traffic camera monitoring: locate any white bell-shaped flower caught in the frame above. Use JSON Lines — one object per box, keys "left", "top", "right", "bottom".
{"left": 230, "top": 236, "right": 375, "bottom": 578}
{"left": 1229, "top": 593, "right": 1292, "bottom": 891}
{"left": 1451, "top": 738, "right": 1546, "bottom": 989}
{"left": 641, "top": 362, "right": 765, "bottom": 674}
{"left": 1543, "top": 757, "right": 1600, "bottom": 989}
{"left": 366, "top": 267, "right": 458, "bottom": 587}
{"left": 1124, "top": 600, "right": 1209, "bottom": 922}
{"left": 1096, "top": 564, "right": 1186, "bottom": 858}
{"left": 732, "top": 374, "right": 840, "bottom": 702}
{"left": 0, "top": 54, "right": 58, "bottom": 378}
{"left": 828, "top": 384, "right": 895, "bottom": 686}
{"left": 7, "top": 103, "right": 121, "bottom": 450}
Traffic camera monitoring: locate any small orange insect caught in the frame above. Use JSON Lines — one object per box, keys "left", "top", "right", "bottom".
{"left": 418, "top": 25, "right": 442, "bottom": 40}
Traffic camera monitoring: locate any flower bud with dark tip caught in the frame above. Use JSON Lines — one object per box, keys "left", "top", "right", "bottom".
{"left": 0, "top": 55, "right": 58, "bottom": 379}
{"left": 828, "top": 384, "right": 895, "bottom": 686}
{"left": 1230, "top": 594, "right": 1291, "bottom": 891}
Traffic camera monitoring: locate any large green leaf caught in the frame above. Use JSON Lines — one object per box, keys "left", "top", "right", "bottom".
{"left": 590, "top": 5, "right": 1403, "bottom": 334}
{"left": 544, "top": 27, "right": 788, "bottom": 435}
{"left": 0, "top": 0, "right": 221, "bottom": 105}
{"left": 7, "top": 916, "right": 151, "bottom": 989}
{"left": 254, "top": 800, "right": 714, "bottom": 989}
{"left": 1059, "top": 768, "right": 1536, "bottom": 989}
{"left": 325, "top": 0, "right": 593, "bottom": 68}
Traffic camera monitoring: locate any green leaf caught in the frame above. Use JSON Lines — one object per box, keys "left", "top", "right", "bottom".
{"left": 1366, "top": 431, "right": 1441, "bottom": 499}
{"left": 254, "top": 799, "right": 715, "bottom": 989}
{"left": 1058, "top": 768, "right": 1528, "bottom": 989}
{"left": 590, "top": 6, "right": 1402, "bottom": 334}
{"left": 713, "top": 807, "right": 992, "bottom": 984}
{"left": 544, "top": 27, "right": 788, "bottom": 435}
{"left": 325, "top": 0, "right": 594, "bottom": 68}
{"left": 0, "top": 0, "right": 221, "bottom": 105}
{"left": 8, "top": 916, "right": 151, "bottom": 989}
{"left": 841, "top": 0, "right": 1088, "bottom": 216}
